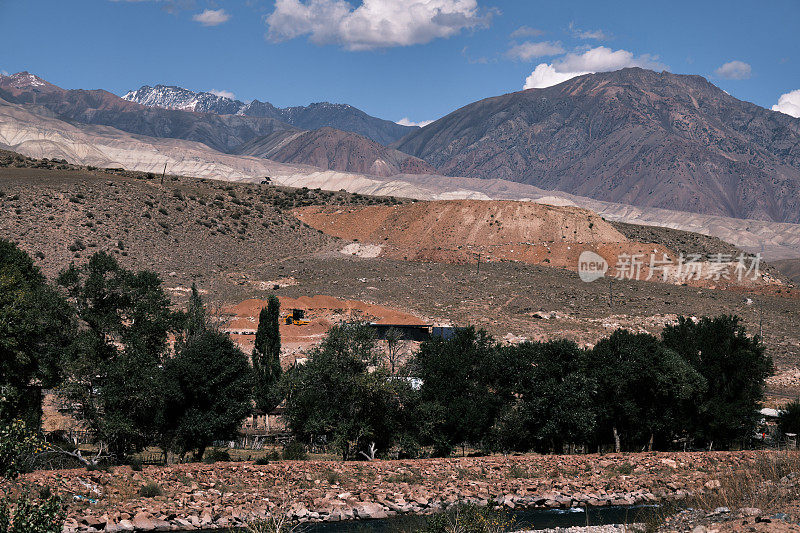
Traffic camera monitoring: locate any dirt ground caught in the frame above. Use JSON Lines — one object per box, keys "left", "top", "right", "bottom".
{"left": 296, "top": 202, "right": 791, "bottom": 291}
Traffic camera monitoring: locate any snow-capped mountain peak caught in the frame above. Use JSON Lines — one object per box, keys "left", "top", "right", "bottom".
{"left": 122, "top": 85, "right": 242, "bottom": 114}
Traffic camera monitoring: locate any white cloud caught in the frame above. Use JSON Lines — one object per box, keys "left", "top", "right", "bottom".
{"left": 714, "top": 60, "right": 752, "bottom": 80}
{"left": 209, "top": 89, "right": 236, "bottom": 99}
{"left": 397, "top": 117, "right": 434, "bottom": 127}
{"left": 193, "top": 8, "right": 231, "bottom": 26}
{"left": 524, "top": 63, "right": 589, "bottom": 89}
{"left": 568, "top": 21, "right": 608, "bottom": 40}
{"left": 505, "top": 41, "right": 565, "bottom": 61}
{"left": 266, "top": 0, "right": 494, "bottom": 51}
{"left": 510, "top": 26, "right": 544, "bottom": 39}
{"left": 772, "top": 89, "right": 800, "bottom": 118}
{"left": 523, "top": 46, "right": 667, "bottom": 89}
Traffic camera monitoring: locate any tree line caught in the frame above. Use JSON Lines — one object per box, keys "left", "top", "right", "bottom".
{"left": 0, "top": 239, "right": 774, "bottom": 466}
{"left": 283, "top": 316, "right": 772, "bottom": 459}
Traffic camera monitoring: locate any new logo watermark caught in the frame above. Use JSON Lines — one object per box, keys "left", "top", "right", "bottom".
{"left": 578, "top": 251, "right": 608, "bottom": 282}
{"left": 577, "top": 250, "right": 762, "bottom": 283}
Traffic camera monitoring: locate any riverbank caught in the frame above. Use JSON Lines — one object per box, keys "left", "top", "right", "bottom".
{"left": 6, "top": 451, "right": 778, "bottom": 532}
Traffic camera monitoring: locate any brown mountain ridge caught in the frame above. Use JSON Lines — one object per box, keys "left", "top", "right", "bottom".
{"left": 394, "top": 68, "right": 800, "bottom": 223}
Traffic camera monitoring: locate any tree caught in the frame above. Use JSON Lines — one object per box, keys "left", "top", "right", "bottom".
{"left": 252, "top": 296, "right": 283, "bottom": 413}
{"left": 162, "top": 330, "right": 253, "bottom": 461}
{"left": 412, "top": 327, "right": 507, "bottom": 455}
{"left": 0, "top": 492, "right": 65, "bottom": 533}
{"left": 0, "top": 240, "right": 75, "bottom": 428}
{"left": 383, "top": 327, "right": 407, "bottom": 375}
{"left": 57, "top": 252, "right": 173, "bottom": 460}
{"left": 588, "top": 329, "right": 704, "bottom": 452}
{"left": 492, "top": 340, "right": 596, "bottom": 453}
{"left": 778, "top": 401, "right": 800, "bottom": 437}
{"left": 282, "top": 324, "right": 406, "bottom": 460}
{"left": 0, "top": 420, "right": 43, "bottom": 479}
{"left": 662, "top": 315, "right": 772, "bottom": 449}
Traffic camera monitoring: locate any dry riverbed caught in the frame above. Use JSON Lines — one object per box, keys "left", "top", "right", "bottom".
{"left": 4, "top": 452, "right": 787, "bottom": 532}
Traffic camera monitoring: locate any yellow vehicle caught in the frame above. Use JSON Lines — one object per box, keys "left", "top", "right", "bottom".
{"left": 283, "top": 308, "right": 310, "bottom": 326}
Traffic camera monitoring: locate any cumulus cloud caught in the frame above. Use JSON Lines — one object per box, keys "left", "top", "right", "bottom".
{"left": 772, "top": 89, "right": 800, "bottom": 118}
{"left": 266, "top": 0, "right": 494, "bottom": 51}
{"left": 523, "top": 46, "right": 667, "bottom": 89}
{"left": 193, "top": 8, "right": 230, "bottom": 26}
{"left": 209, "top": 89, "right": 236, "bottom": 99}
{"left": 714, "top": 60, "right": 752, "bottom": 80}
{"left": 568, "top": 21, "right": 608, "bottom": 40}
{"left": 397, "top": 117, "right": 434, "bottom": 127}
{"left": 505, "top": 41, "right": 565, "bottom": 61}
{"left": 510, "top": 25, "right": 544, "bottom": 39}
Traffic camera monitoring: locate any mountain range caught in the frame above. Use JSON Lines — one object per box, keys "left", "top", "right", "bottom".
{"left": 2, "top": 68, "right": 800, "bottom": 241}
{"left": 122, "top": 84, "right": 414, "bottom": 145}
{"left": 395, "top": 68, "right": 800, "bottom": 223}
{"left": 231, "top": 127, "right": 435, "bottom": 177}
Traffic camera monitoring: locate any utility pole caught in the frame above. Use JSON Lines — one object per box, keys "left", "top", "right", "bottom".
{"left": 161, "top": 162, "right": 167, "bottom": 185}
{"left": 608, "top": 278, "right": 613, "bottom": 307}
{"left": 476, "top": 253, "right": 481, "bottom": 274}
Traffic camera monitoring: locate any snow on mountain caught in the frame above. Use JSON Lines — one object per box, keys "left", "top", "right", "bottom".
{"left": 122, "top": 84, "right": 415, "bottom": 145}
{"left": 122, "top": 85, "right": 242, "bottom": 114}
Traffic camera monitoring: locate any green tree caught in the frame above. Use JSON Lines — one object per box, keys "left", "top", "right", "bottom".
{"left": 588, "top": 329, "right": 704, "bottom": 452}
{"left": 162, "top": 330, "right": 253, "bottom": 461}
{"left": 412, "top": 327, "right": 507, "bottom": 456}
{"left": 57, "top": 252, "right": 173, "bottom": 460}
{"left": 282, "top": 324, "right": 406, "bottom": 460}
{"left": 0, "top": 239, "right": 75, "bottom": 428}
{"left": 252, "top": 296, "right": 283, "bottom": 413}
{"left": 0, "top": 420, "right": 43, "bottom": 479}
{"left": 778, "top": 401, "right": 800, "bottom": 437}
{"left": 492, "top": 340, "right": 596, "bottom": 453}
{"left": 0, "top": 492, "right": 65, "bottom": 533}
{"left": 662, "top": 315, "right": 772, "bottom": 449}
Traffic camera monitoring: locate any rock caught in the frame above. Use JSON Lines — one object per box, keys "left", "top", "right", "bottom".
{"left": 740, "top": 507, "right": 762, "bottom": 516}
{"left": 353, "top": 502, "right": 388, "bottom": 519}
{"left": 661, "top": 458, "right": 679, "bottom": 469}
{"left": 691, "top": 526, "right": 707, "bottom": 533}
{"left": 704, "top": 479, "right": 721, "bottom": 490}
{"left": 131, "top": 513, "right": 156, "bottom": 531}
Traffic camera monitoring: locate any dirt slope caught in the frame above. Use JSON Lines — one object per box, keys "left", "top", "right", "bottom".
{"left": 295, "top": 200, "right": 788, "bottom": 290}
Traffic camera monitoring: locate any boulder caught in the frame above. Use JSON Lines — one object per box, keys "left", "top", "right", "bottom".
{"left": 353, "top": 502, "right": 388, "bottom": 519}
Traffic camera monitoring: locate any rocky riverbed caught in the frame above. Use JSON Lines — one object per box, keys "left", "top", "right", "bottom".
{"left": 5, "top": 452, "right": 780, "bottom": 532}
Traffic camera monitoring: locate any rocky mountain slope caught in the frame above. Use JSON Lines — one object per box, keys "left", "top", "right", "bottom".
{"left": 123, "top": 84, "right": 414, "bottom": 145}
{"left": 232, "top": 127, "right": 435, "bottom": 177}
{"left": 394, "top": 68, "right": 800, "bottom": 223}
{"left": 0, "top": 72, "right": 294, "bottom": 153}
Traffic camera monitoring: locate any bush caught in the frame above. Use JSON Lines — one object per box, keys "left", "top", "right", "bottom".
{"left": 0, "top": 492, "right": 65, "bottom": 533}
{"left": 0, "top": 420, "right": 43, "bottom": 479}
{"left": 254, "top": 456, "right": 271, "bottom": 466}
{"left": 138, "top": 482, "right": 163, "bottom": 498}
{"left": 282, "top": 441, "right": 307, "bottom": 461}
{"left": 203, "top": 448, "right": 231, "bottom": 464}
{"left": 128, "top": 458, "right": 143, "bottom": 471}
{"left": 421, "top": 504, "right": 514, "bottom": 533}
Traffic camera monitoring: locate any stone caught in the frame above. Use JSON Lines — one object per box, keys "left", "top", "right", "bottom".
{"left": 353, "top": 502, "right": 388, "bottom": 519}
{"left": 131, "top": 513, "right": 156, "bottom": 531}
{"left": 117, "top": 520, "right": 134, "bottom": 532}
{"left": 740, "top": 507, "right": 762, "bottom": 516}
{"left": 704, "top": 479, "right": 722, "bottom": 490}
{"left": 691, "top": 526, "right": 707, "bottom": 533}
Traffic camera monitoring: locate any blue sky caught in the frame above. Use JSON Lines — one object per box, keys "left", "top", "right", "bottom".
{"left": 1, "top": 0, "right": 798, "bottom": 124}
